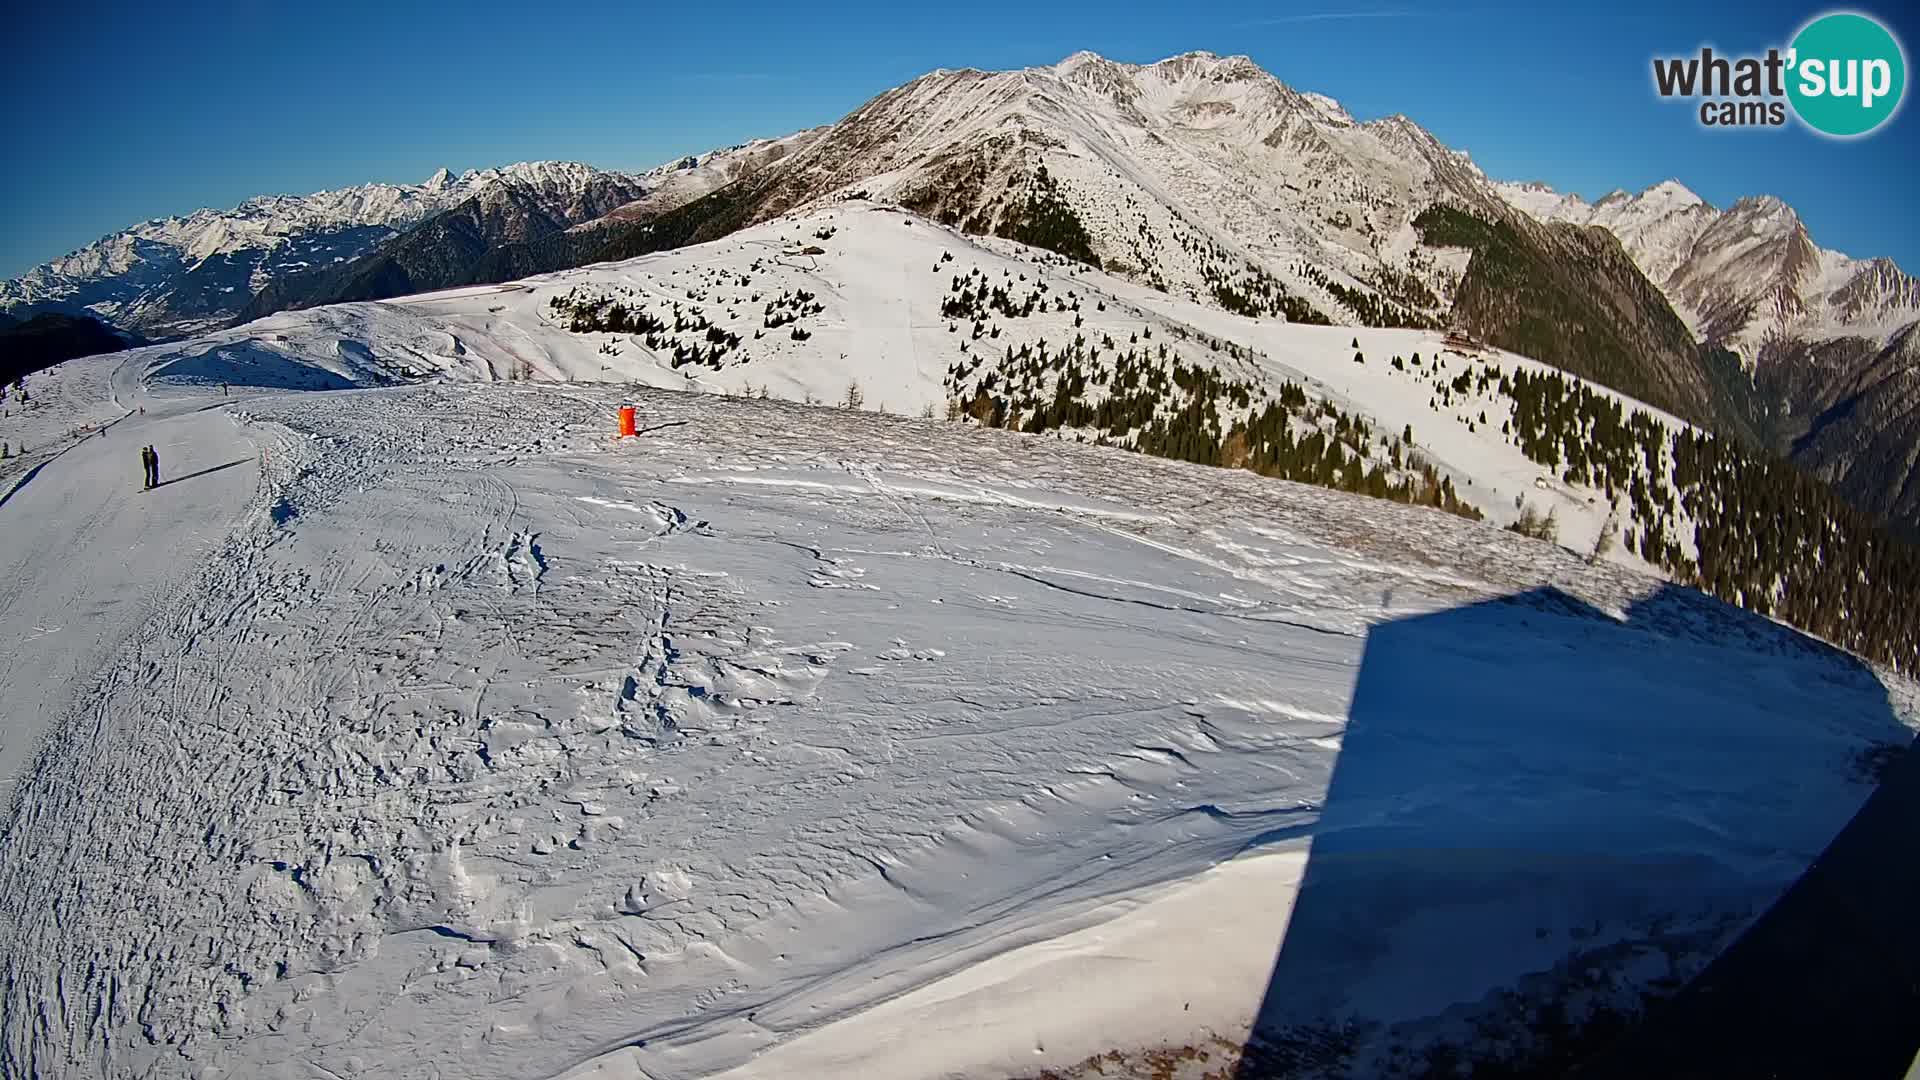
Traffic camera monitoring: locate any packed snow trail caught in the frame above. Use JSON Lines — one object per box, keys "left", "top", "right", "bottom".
{"left": 0, "top": 373, "right": 259, "bottom": 809}
{"left": 0, "top": 380, "right": 1906, "bottom": 1080}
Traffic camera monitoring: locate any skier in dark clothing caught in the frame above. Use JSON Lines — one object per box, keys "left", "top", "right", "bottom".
{"left": 140, "top": 445, "right": 159, "bottom": 490}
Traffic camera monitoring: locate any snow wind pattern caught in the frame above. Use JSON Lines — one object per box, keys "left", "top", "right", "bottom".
{"left": 0, "top": 375, "right": 1908, "bottom": 1078}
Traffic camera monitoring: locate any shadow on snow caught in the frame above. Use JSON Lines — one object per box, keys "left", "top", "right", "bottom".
{"left": 1230, "top": 583, "right": 1915, "bottom": 1079}
{"left": 151, "top": 458, "right": 252, "bottom": 491}
{"left": 147, "top": 343, "right": 359, "bottom": 392}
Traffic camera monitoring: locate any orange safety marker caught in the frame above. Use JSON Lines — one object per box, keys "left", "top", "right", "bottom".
{"left": 618, "top": 404, "right": 636, "bottom": 437}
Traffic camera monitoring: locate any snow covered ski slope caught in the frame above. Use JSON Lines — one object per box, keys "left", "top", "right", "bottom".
{"left": 109, "top": 202, "right": 1717, "bottom": 576}
{"left": 0, "top": 358, "right": 1912, "bottom": 1077}
{"left": 0, "top": 357, "right": 259, "bottom": 802}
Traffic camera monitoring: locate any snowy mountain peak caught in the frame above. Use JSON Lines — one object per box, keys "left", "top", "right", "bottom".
{"left": 1139, "top": 50, "right": 1272, "bottom": 89}
{"left": 1053, "top": 49, "right": 1113, "bottom": 71}
{"left": 459, "top": 160, "right": 628, "bottom": 191}
{"left": 1150, "top": 48, "right": 1226, "bottom": 70}
{"left": 1043, "top": 49, "right": 1277, "bottom": 91}
{"left": 1498, "top": 178, "right": 1707, "bottom": 223}
{"left": 1049, "top": 50, "right": 1140, "bottom": 98}
{"left": 1045, "top": 49, "right": 1278, "bottom": 99}
{"left": 1488, "top": 180, "right": 1580, "bottom": 219}
{"left": 0, "top": 160, "right": 644, "bottom": 339}
{"left": 1643, "top": 178, "right": 1705, "bottom": 208}
{"left": 1726, "top": 193, "right": 1796, "bottom": 223}
{"left": 1301, "top": 91, "right": 1355, "bottom": 126}
{"left": 1493, "top": 168, "right": 1915, "bottom": 366}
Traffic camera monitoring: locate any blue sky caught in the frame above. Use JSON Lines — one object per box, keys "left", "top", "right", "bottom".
{"left": 5, "top": 0, "right": 1915, "bottom": 279}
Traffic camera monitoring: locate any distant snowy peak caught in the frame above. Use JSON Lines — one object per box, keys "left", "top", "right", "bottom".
{"left": 1051, "top": 49, "right": 1127, "bottom": 83}
{"left": 1642, "top": 178, "right": 1707, "bottom": 208}
{"left": 602, "top": 130, "right": 828, "bottom": 226}
{"left": 1488, "top": 180, "right": 1569, "bottom": 220}
{"left": 1494, "top": 177, "right": 1917, "bottom": 354}
{"left": 0, "top": 161, "right": 642, "bottom": 339}
{"left": 890, "top": 48, "right": 1355, "bottom": 147}
{"left": 1300, "top": 92, "right": 1356, "bottom": 127}
{"left": 457, "top": 160, "right": 633, "bottom": 195}
{"left": 634, "top": 133, "right": 824, "bottom": 186}
{"left": 1051, "top": 48, "right": 1268, "bottom": 85}
{"left": 1500, "top": 178, "right": 1721, "bottom": 296}
{"left": 13, "top": 160, "right": 631, "bottom": 282}
{"left": 1492, "top": 177, "right": 1709, "bottom": 227}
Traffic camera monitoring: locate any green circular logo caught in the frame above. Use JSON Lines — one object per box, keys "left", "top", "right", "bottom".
{"left": 1787, "top": 12, "right": 1906, "bottom": 136}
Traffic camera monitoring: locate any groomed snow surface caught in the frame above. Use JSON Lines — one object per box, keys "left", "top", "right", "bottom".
{"left": 0, "top": 211, "right": 1914, "bottom": 1079}
{"left": 0, "top": 370, "right": 1911, "bottom": 1080}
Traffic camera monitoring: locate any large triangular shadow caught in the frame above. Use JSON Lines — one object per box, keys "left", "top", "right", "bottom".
{"left": 1231, "top": 583, "right": 1915, "bottom": 1078}
{"left": 1571, "top": 730, "right": 1920, "bottom": 1078}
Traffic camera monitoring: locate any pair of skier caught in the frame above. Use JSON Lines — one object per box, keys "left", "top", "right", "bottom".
{"left": 139, "top": 445, "right": 161, "bottom": 490}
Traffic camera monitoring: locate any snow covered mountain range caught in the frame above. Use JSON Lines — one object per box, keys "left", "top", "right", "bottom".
{"left": 609, "top": 129, "right": 826, "bottom": 226}
{"left": 5, "top": 50, "right": 1918, "bottom": 530}
{"left": 1494, "top": 177, "right": 1920, "bottom": 360}
{"left": 595, "top": 48, "right": 1918, "bottom": 533}
{"left": 5, "top": 51, "right": 1920, "bottom": 1080}
{"left": 0, "top": 162, "right": 646, "bottom": 339}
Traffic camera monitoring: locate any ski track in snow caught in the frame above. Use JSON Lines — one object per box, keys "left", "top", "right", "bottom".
{"left": 0, "top": 352, "right": 138, "bottom": 497}
{"left": 0, "top": 366, "right": 257, "bottom": 803}
{"left": 0, "top": 373, "right": 1910, "bottom": 1079}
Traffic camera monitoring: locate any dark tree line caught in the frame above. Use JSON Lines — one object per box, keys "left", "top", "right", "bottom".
{"left": 1667, "top": 430, "right": 1920, "bottom": 670}
{"left": 1176, "top": 226, "right": 1331, "bottom": 324}
{"left": 1294, "top": 263, "right": 1436, "bottom": 329}
{"left": 1208, "top": 263, "right": 1331, "bottom": 325}
{"left": 942, "top": 267, "right": 1061, "bottom": 323}
{"left": 992, "top": 166, "right": 1101, "bottom": 269}
{"left": 547, "top": 287, "right": 754, "bottom": 371}
{"left": 944, "top": 327, "right": 1480, "bottom": 522}
{"left": 1366, "top": 263, "right": 1442, "bottom": 314}
{"left": 1499, "top": 364, "right": 1920, "bottom": 671}
{"left": 0, "top": 314, "right": 139, "bottom": 384}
